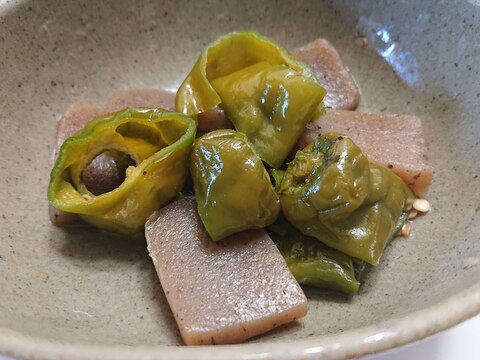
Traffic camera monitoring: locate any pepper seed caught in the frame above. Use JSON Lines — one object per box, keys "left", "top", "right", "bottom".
{"left": 408, "top": 209, "right": 418, "bottom": 219}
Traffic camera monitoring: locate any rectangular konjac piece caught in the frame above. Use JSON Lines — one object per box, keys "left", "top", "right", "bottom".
{"left": 291, "top": 38, "right": 360, "bottom": 110}
{"left": 145, "top": 197, "right": 308, "bottom": 345}
{"left": 296, "top": 110, "right": 433, "bottom": 197}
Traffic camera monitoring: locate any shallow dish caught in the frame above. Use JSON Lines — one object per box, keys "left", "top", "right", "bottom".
{"left": 0, "top": 0, "right": 479, "bottom": 359}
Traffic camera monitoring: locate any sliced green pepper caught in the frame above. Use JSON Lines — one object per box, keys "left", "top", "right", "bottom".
{"left": 176, "top": 31, "right": 326, "bottom": 168}
{"left": 280, "top": 133, "right": 415, "bottom": 265}
{"left": 48, "top": 108, "right": 196, "bottom": 234}
{"left": 190, "top": 129, "right": 280, "bottom": 241}
{"left": 269, "top": 216, "right": 360, "bottom": 296}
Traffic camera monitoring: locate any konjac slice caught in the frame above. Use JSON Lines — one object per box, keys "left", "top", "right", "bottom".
{"left": 50, "top": 102, "right": 102, "bottom": 226}
{"left": 196, "top": 107, "right": 233, "bottom": 133}
{"left": 296, "top": 110, "right": 433, "bottom": 197}
{"left": 54, "top": 102, "right": 102, "bottom": 158}
{"left": 145, "top": 197, "right": 308, "bottom": 345}
{"left": 291, "top": 38, "right": 360, "bottom": 110}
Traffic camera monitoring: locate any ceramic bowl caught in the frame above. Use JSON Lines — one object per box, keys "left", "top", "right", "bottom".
{"left": 0, "top": 0, "right": 479, "bottom": 359}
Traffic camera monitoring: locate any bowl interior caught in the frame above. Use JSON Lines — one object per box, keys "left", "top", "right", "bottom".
{"left": 0, "top": 0, "right": 479, "bottom": 353}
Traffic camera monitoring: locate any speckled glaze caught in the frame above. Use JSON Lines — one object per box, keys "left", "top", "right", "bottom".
{"left": 0, "top": 0, "right": 479, "bottom": 359}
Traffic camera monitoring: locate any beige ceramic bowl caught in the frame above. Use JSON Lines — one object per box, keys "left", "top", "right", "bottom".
{"left": 1, "top": 0, "right": 479, "bottom": 359}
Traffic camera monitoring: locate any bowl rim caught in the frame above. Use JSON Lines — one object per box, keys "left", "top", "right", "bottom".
{"left": 0, "top": 283, "right": 479, "bottom": 360}
{"left": 1, "top": 1, "right": 479, "bottom": 359}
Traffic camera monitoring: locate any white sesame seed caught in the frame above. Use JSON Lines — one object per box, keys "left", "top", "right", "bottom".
{"left": 408, "top": 209, "right": 418, "bottom": 219}
{"left": 355, "top": 37, "right": 368, "bottom": 48}
{"left": 400, "top": 221, "right": 412, "bottom": 237}
{"left": 413, "top": 199, "right": 431, "bottom": 213}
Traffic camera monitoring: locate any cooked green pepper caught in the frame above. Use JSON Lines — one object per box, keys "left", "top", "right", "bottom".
{"left": 269, "top": 216, "right": 360, "bottom": 295}
{"left": 176, "top": 31, "right": 326, "bottom": 168}
{"left": 351, "top": 213, "right": 411, "bottom": 280}
{"left": 280, "top": 133, "right": 415, "bottom": 265}
{"left": 190, "top": 129, "right": 280, "bottom": 241}
{"left": 48, "top": 108, "right": 196, "bottom": 234}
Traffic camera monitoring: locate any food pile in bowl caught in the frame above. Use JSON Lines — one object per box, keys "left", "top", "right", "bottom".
{"left": 47, "top": 31, "right": 432, "bottom": 345}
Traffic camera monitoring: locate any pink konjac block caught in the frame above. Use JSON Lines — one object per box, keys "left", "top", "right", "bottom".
{"left": 291, "top": 38, "right": 360, "bottom": 110}
{"left": 296, "top": 110, "right": 433, "bottom": 197}
{"left": 145, "top": 197, "right": 308, "bottom": 345}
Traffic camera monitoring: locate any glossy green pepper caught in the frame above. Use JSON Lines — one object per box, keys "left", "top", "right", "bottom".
{"left": 269, "top": 216, "right": 360, "bottom": 295}
{"left": 176, "top": 31, "right": 326, "bottom": 168}
{"left": 48, "top": 108, "right": 196, "bottom": 234}
{"left": 351, "top": 212, "right": 410, "bottom": 280}
{"left": 190, "top": 129, "right": 280, "bottom": 241}
{"left": 280, "top": 133, "right": 415, "bottom": 265}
